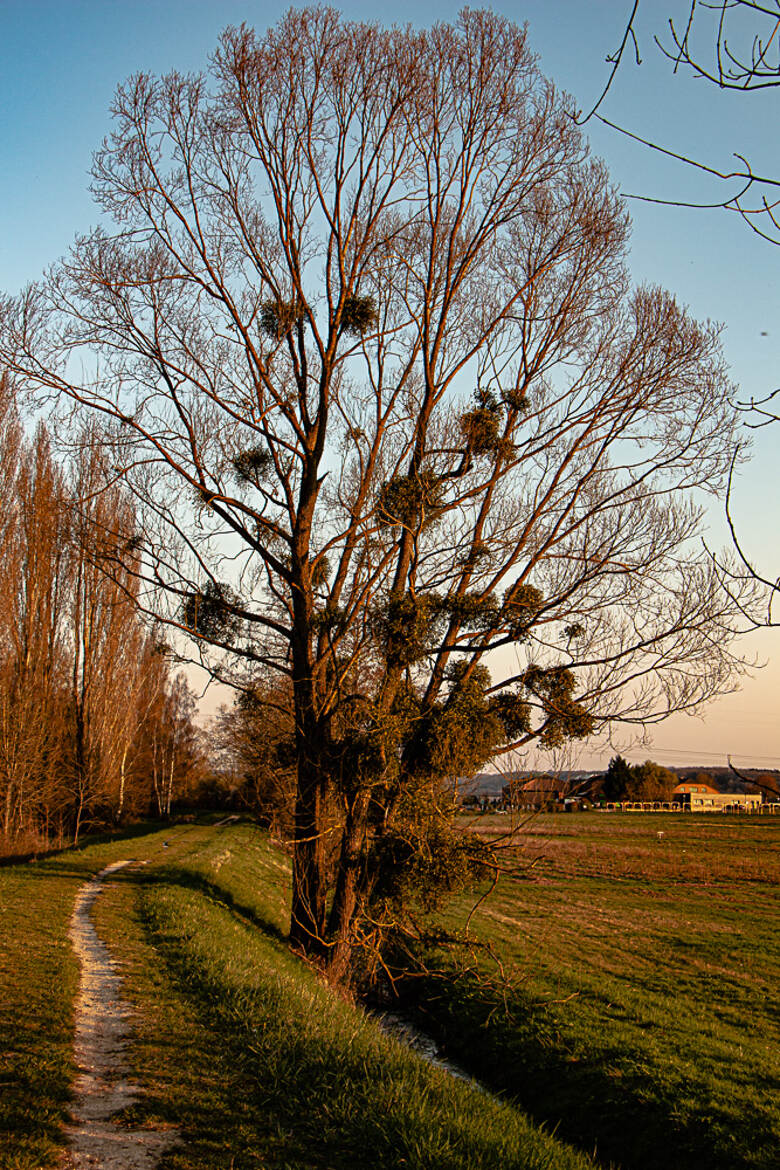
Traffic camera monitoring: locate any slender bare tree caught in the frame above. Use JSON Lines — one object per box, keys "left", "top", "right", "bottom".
{"left": 144, "top": 671, "right": 200, "bottom": 817}
{"left": 65, "top": 440, "right": 145, "bottom": 837}
{"left": 0, "top": 9, "right": 758, "bottom": 980}
{"left": 0, "top": 424, "right": 70, "bottom": 842}
{"left": 0, "top": 389, "right": 199, "bottom": 848}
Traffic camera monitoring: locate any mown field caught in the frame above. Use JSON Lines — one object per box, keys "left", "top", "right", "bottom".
{"left": 0, "top": 813, "right": 776, "bottom": 1170}
{"left": 412, "top": 812, "right": 780, "bottom": 1170}
{"left": 0, "top": 820, "right": 595, "bottom": 1170}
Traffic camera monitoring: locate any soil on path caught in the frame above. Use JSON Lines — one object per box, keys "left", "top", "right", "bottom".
{"left": 60, "top": 860, "right": 177, "bottom": 1170}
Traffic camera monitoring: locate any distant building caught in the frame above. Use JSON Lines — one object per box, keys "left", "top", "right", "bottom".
{"left": 673, "top": 783, "right": 762, "bottom": 813}
{"left": 503, "top": 775, "right": 563, "bottom": 810}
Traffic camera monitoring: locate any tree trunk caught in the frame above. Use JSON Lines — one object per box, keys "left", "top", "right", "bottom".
{"left": 3, "top": 781, "right": 13, "bottom": 838}
{"left": 73, "top": 703, "right": 88, "bottom": 840}
{"left": 73, "top": 787, "right": 85, "bottom": 845}
{"left": 117, "top": 745, "right": 128, "bottom": 821}
{"left": 325, "top": 788, "right": 372, "bottom": 985}
{"left": 164, "top": 754, "right": 174, "bottom": 817}
{"left": 289, "top": 754, "right": 327, "bottom": 957}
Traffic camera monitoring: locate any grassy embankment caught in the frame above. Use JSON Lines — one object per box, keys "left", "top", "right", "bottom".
{"left": 408, "top": 812, "right": 780, "bottom": 1170}
{"left": 0, "top": 819, "right": 597, "bottom": 1170}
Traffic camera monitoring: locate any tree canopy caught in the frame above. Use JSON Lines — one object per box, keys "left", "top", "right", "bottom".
{"left": 601, "top": 756, "right": 677, "bottom": 802}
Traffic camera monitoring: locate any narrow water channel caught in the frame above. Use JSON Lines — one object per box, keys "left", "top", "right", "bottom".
{"left": 373, "top": 1010, "right": 492, "bottom": 1092}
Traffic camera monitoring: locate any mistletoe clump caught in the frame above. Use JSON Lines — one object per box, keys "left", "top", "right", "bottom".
{"left": 310, "top": 598, "right": 344, "bottom": 633}
{"left": 444, "top": 591, "right": 501, "bottom": 631}
{"left": 259, "top": 298, "right": 305, "bottom": 339}
{"left": 489, "top": 688, "right": 532, "bottom": 739}
{"left": 181, "top": 580, "right": 240, "bottom": 642}
{"left": 501, "top": 386, "right": 530, "bottom": 412}
{"left": 368, "top": 808, "right": 485, "bottom": 915}
{"left": 373, "top": 591, "right": 445, "bottom": 667}
{"left": 460, "top": 540, "right": 490, "bottom": 567}
{"left": 376, "top": 470, "right": 445, "bottom": 529}
{"left": 406, "top": 664, "right": 506, "bottom": 783}
{"left": 460, "top": 389, "right": 515, "bottom": 460}
{"left": 231, "top": 446, "right": 273, "bottom": 485}
{"left": 340, "top": 294, "right": 377, "bottom": 336}
{"left": 522, "top": 664, "right": 594, "bottom": 748}
{"left": 502, "top": 583, "right": 544, "bottom": 639}
{"left": 310, "top": 555, "right": 331, "bottom": 589}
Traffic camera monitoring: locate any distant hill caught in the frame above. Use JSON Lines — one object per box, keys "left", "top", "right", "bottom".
{"left": 459, "top": 770, "right": 599, "bottom": 799}
{"left": 460, "top": 766, "right": 780, "bottom": 800}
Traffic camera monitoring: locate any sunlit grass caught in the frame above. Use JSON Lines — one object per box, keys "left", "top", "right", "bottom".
{"left": 100, "top": 824, "right": 597, "bottom": 1169}
{"left": 5, "top": 812, "right": 775, "bottom": 1169}
{"left": 0, "top": 823, "right": 172, "bottom": 1169}
{"left": 412, "top": 813, "right": 780, "bottom": 1170}
{"left": 1, "top": 820, "right": 599, "bottom": 1169}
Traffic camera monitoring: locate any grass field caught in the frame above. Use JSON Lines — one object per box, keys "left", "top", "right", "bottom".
{"left": 0, "top": 820, "right": 596, "bottom": 1170}
{"left": 1, "top": 813, "right": 776, "bottom": 1169}
{"left": 409, "top": 812, "right": 780, "bottom": 1170}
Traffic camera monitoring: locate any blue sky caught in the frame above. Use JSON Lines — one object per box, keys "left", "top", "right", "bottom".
{"left": 1, "top": 1, "right": 778, "bottom": 767}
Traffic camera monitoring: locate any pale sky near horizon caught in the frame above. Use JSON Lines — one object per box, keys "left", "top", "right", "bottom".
{"left": 1, "top": 0, "right": 778, "bottom": 770}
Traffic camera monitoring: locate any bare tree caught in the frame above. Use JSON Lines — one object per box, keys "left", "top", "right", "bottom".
{"left": 0, "top": 9, "right": 758, "bottom": 981}
{"left": 144, "top": 671, "right": 201, "bottom": 818}
{"left": 209, "top": 678, "right": 297, "bottom": 830}
{"left": 577, "top": 4, "right": 780, "bottom": 602}
{"left": 65, "top": 439, "right": 151, "bottom": 837}
{"left": 0, "top": 384, "right": 197, "bottom": 848}
{"left": 112, "top": 635, "right": 170, "bottom": 822}
{"left": 583, "top": 3, "right": 780, "bottom": 246}
{"left": 0, "top": 424, "right": 70, "bottom": 842}
{"left": 663, "top": 2, "right": 780, "bottom": 94}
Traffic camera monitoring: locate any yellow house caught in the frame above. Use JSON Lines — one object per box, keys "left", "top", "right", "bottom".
{"left": 673, "top": 783, "right": 762, "bottom": 813}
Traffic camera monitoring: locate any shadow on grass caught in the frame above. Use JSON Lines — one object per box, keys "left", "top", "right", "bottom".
{"left": 121, "top": 869, "right": 591, "bottom": 1170}
{"left": 404, "top": 974, "right": 777, "bottom": 1170}
{"left": 93, "top": 867, "right": 313, "bottom": 1170}
{"left": 0, "top": 820, "right": 175, "bottom": 870}
{"left": 121, "top": 871, "right": 380, "bottom": 1168}
{"left": 133, "top": 863, "right": 290, "bottom": 948}
{"left": 0, "top": 1035, "right": 75, "bottom": 1169}
{"left": 0, "top": 812, "right": 243, "bottom": 869}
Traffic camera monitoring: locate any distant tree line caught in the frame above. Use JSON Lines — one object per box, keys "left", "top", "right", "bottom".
{"left": 598, "top": 757, "right": 779, "bottom": 802}
{"left": 0, "top": 377, "right": 203, "bottom": 852}
{"left": 598, "top": 756, "right": 679, "bottom": 802}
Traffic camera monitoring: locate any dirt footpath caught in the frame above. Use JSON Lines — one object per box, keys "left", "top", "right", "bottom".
{"left": 61, "top": 861, "right": 177, "bottom": 1170}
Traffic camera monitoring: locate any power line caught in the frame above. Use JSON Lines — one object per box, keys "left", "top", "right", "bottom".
{"left": 586, "top": 744, "right": 780, "bottom": 766}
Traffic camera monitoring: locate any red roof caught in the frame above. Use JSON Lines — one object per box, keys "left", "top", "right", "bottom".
{"left": 674, "top": 782, "right": 724, "bottom": 795}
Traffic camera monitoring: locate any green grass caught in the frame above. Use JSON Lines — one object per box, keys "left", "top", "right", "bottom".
{"left": 98, "top": 824, "right": 598, "bottom": 1169}
{"left": 1, "top": 820, "right": 598, "bottom": 1170}
{"left": 408, "top": 813, "right": 780, "bottom": 1170}
{"left": 0, "top": 822, "right": 173, "bottom": 1168}
{"left": 5, "top": 812, "right": 775, "bottom": 1169}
